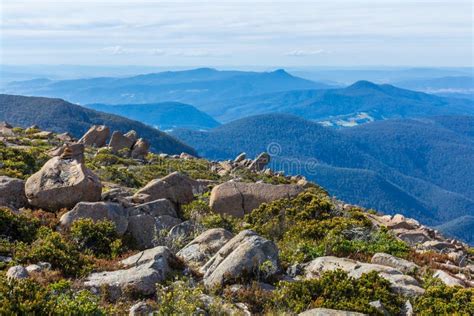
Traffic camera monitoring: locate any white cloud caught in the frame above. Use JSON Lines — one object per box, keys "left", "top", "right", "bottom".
{"left": 101, "top": 46, "right": 127, "bottom": 55}
{"left": 286, "top": 49, "right": 329, "bottom": 57}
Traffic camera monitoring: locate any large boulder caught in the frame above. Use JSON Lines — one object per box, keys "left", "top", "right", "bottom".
{"left": 371, "top": 253, "right": 419, "bottom": 274}
{"left": 127, "top": 213, "right": 182, "bottom": 249}
{"left": 209, "top": 181, "right": 303, "bottom": 217}
{"left": 109, "top": 131, "right": 135, "bottom": 154}
{"left": 201, "top": 230, "right": 279, "bottom": 288}
{"left": 133, "top": 172, "right": 195, "bottom": 205}
{"left": 248, "top": 152, "right": 270, "bottom": 171}
{"left": 304, "top": 256, "right": 424, "bottom": 297}
{"left": 78, "top": 125, "right": 110, "bottom": 147}
{"left": 177, "top": 228, "right": 234, "bottom": 269}
{"left": 84, "top": 246, "right": 180, "bottom": 300}
{"left": 299, "top": 308, "right": 366, "bottom": 316}
{"left": 131, "top": 138, "right": 150, "bottom": 159}
{"left": 433, "top": 270, "right": 466, "bottom": 287}
{"left": 129, "top": 198, "right": 177, "bottom": 217}
{"left": 25, "top": 154, "right": 102, "bottom": 210}
{"left": 0, "top": 176, "right": 27, "bottom": 208}
{"left": 59, "top": 202, "right": 129, "bottom": 235}
{"left": 0, "top": 121, "right": 14, "bottom": 136}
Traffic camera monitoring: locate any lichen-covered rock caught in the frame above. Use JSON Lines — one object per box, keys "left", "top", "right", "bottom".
{"left": 304, "top": 256, "right": 424, "bottom": 297}
{"left": 60, "top": 201, "right": 129, "bottom": 235}
{"left": 25, "top": 155, "right": 102, "bottom": 210}
{"left": 0, "top": 176, "right": 27, "bottom": 208}
{"left": 84, "top": 246, "right": 179, "bottom": 301}
{"left": 7, "top": 265, "right": 29, "bottom": 279}
{"left": 127, "top": 213, "right": 182, "bottom": 249}
{"left": 131, "top": 138, "right": 150, "bottom": 159}
{"left": 78, "top": 125, "right": 110, "bottom": 147}
{"left": 371, "top": 253, "right": 419, "bottom": 274}
{"left": 133, "top": 172, "right": 195, "bottom": 205}
{"left": 209, "top": 181, "right": 303, "bottom": 217}
{"left": 299, "top": 308, "right": 366, "bottom": 316}
{"left": 109, "top": 131, "right": 135, "bottom": 154}
{"left": 177, "top": 228, "right": 233, "bottom": 269}
{"left": 201, "top": 230, "right": 279, "bottom": 287}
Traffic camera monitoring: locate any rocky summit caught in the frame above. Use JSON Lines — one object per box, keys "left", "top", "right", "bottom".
{"left": 0, "top": 123, "right": 473, "bottom": 315}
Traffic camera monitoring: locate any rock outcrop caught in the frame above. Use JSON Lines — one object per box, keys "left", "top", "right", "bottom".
{"left": 132, "top": 172, "right": 195, "bottom": 205}
{"left": 109, "top": 131, "right": 135, "bottom": 154}
{"left": 131, "top": 138, "right": 150, "bottom": 159}
{"left": 248, "top": 152, "right": 270, "bottom": 171}
{"left": 60, "top": 201, "right": 129, "bottom": 235}
{"left": 0, "top": 176, "right": 28, "bottom": 208}
{"left": 298, "top": 308, "right": 366, "bottom": 316}
{"left": 84, "top": 246, "right": 180, "bottom": 300}
{"left": 25, "top": 146, "right": 102, "bottom": 210}
{"left": 127, "top": 213, "right": 182, "bottom": 249}
{"left": 209, "top": 181, "right": 303, "bottom": 217}
{"left": 371, "top": 253, "right": 419, "bottom": 274}
{"left": 177, "top": 228, "right": 234, "bottom": 269}
{"left": 78, "top": 125, "right": 110, "bottom": 147}
{"left": 201, "top": 230, "right": 279, "bottom": 287}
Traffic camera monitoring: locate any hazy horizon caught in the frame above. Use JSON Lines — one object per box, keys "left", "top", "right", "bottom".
{"left": 1, "top": 0, "right": 473, "bottom": 67}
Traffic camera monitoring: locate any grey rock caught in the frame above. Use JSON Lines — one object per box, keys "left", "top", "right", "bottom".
{"left": 26, "top": 264, "right": 42, "bottom": 273}
{"left": 234, "top": 152, "right": 246, "bottom": 163}
{"left": 60, "top": 201, "right": 129, "bottom": 235}
{"left": 248, "top": 152, "right": 270, "bottom": 171}
{"left": 369, "top": 300, "right": 389, "bottom": 316}
{"left": 127, "top": 213, "right": 181, "bottom": 249}
{"left": 7, "top": 265, "right": 29, "bottom": 279}
{"left": 209, "top": 181, "right": 303, "bottom": 217}
{"left": 371, "top": 253, "right": 419, "bottom": 274}
{"left": 129, "top": 301, "right": 154, "bottom": 315}
{"left": 130, "top": 198, "right": 177, "bottom": 218}
{"left": 131, "top": 138, "right": 150, "bottom": 159}
{"left": 433, "top": 270, "right": 465, "bottom": 287}
{"left": 133, "top": 172, "right": 195, "bottom": 205}
{"left": 177, "top": 228, "right": 233, "bottom": 269}
{"left": 84, "top": 247, "right": 179, "bottom": 300}
{"left": 124, "top": 130, "right": 138, "bottom": 143}
{"left": 0, "top": 176, "right": 27, "bottom": 208}
{"left": 109, "top": 131, "right": 135, "bottom": 154}
{"left": 78, "top": 125, "right": 110, "bottom": 147}
{"left": 298, "top": 308, "right": 366, "bottom": 316}
{"left": 25, "top": 156, "right": 102, "bottom": 210}
{"left": 201, "top": 230, "right": 279, "bottom": 287}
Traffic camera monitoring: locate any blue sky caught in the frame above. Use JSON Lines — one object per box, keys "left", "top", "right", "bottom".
{"left": 1, "top": 0, "right": 472, "bottom": 66}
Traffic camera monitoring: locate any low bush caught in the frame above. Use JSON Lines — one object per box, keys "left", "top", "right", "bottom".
{"left": 0, "top": 207, "right": 40, "bottom": 243}
{"left": 271, "top": 270, "right": 403, "bottom": 315}
{"left": 70, "top": 219, "right": 124, "bottom": 259}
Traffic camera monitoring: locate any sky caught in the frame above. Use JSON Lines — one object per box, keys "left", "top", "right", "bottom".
{"left": 1, "top": 0, "right": 473, "bottom": 67}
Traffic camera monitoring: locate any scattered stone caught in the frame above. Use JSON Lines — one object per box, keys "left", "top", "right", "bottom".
{"left": 109, "top": 131, "right": 135, "bottom": 154}
{"left": 371, "top": 253, "right": 419, "bottom": 274}
{"left": 26, "top": 264, "right": 42, "bottom": 273}
{"left": 79, "top": 125, "right": 110, "bottom": 147}
{"left": 248, "top": 152, "right": 270, "bottom": 171}
{"left": 7, "top": 265, "right": 29, "bottom": 279}
{"left": 180, "top": 152, "right": 195, "bottom": 160}
{"left": 56, "top": 132, "right": 74, "bottom": 142}
{"left": 37, "top": 262, "right": 52, "bottom": 270}
{"left": 129, "top": 198, "right": 177, "bottom": 217}
{"left": 433, "top": 270, "right": 465, "bottom": 287}
{"left": 124, "top": 130, "right": 138, "bottom": 143}
{"left": 131, "top": 138, "right": 150, "bottom": 159}
{"left": 209, "top": 181, "right": 303, "bottom": 217}
{"left": 25, "top": 154, "right": 102, "bottom": 210}
{"left": 298, "top": 308, "right": 366, "bottom": 316}
{"left": 395, "top": 229, "right": 431, "bottom": 246}
{"left": 25, "top": 125, "right": 39, "bottom": 133}
{"left": 420, "top": 240, "right": 455, "bottom": 252}
{"left": 0, "top": 176, "right": 28, "bottom": 208}
{"left": 127, "top": 214, "right": 181, "bottom": 249}
{"left": 129, "top": 301, "right": 154, "bottom": 316}
{"left": 133, "top": 172, "right": 195, "bottom": 205}
{"left": 167, "top": 220, "right": 198, "bottom": 241}
{"left": 33, "top": 131, "right": 53, "bottom": 138}
{"left": 84, "top": 247, "right": 179, "bottom": 300}
{"left": 234, "top": 152, "right": 246, "bottom": 163}
{"left": 369, "top": 301, "right": 389, "bottom": 316}
{"left": 177, "top": 228, "right": 234, "bottom": 269}
{"left": 201, "top": 230, "right": 279, "bottom": 287}
{"left": 401, "top": 300, "right": 414, "bottom": 316}
{"left": 60, "top": 201, "right": 129, "bottom": 235}
{"left": 0, "top": 256, "right": 12, "bottom": 263}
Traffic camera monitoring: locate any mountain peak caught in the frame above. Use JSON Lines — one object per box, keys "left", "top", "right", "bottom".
{"left": 347, "top": 80, "right": 382, "bottom": 91}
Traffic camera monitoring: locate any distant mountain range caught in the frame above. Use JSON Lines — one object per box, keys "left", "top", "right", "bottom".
{"left": 394, "top": 76, "right": 474, "bottom": 100}
{"left": 2, "top": 68, "right": 331, "bottom": 113}
{"left": 172, "top": 114, "right": 474, "bottom": 242}
{"left": 85, "top": 102, "right": 220, "bottom": 131}
{"left": 212, "top": 81, "right": 474, "bottom": 124}
{"left": 0, "top": 94, "right": 195, "bottom": 155}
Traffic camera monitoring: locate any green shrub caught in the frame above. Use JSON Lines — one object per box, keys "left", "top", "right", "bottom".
{"left": 0, "top": 145, "right": 50, "bottom": 179}
{"left": 271, "top": 270, "right": 403, "bottom": 315}
{"left": 70, "top": 218, "right": 123, "bottom": 259}
{"left": 0, "top": 208, "right": 40, "bottom": 243}
{"left": 15, "top": 227, "right": 89, "bottom": 277}
{"left": 0, "top": 276, "right": 107, "bottom": 315}
{"left": 156, "top": 279, "right": 207, "bottom": 315}
{"left": 414, "top": 279, "right": 474, "bottom": 315}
